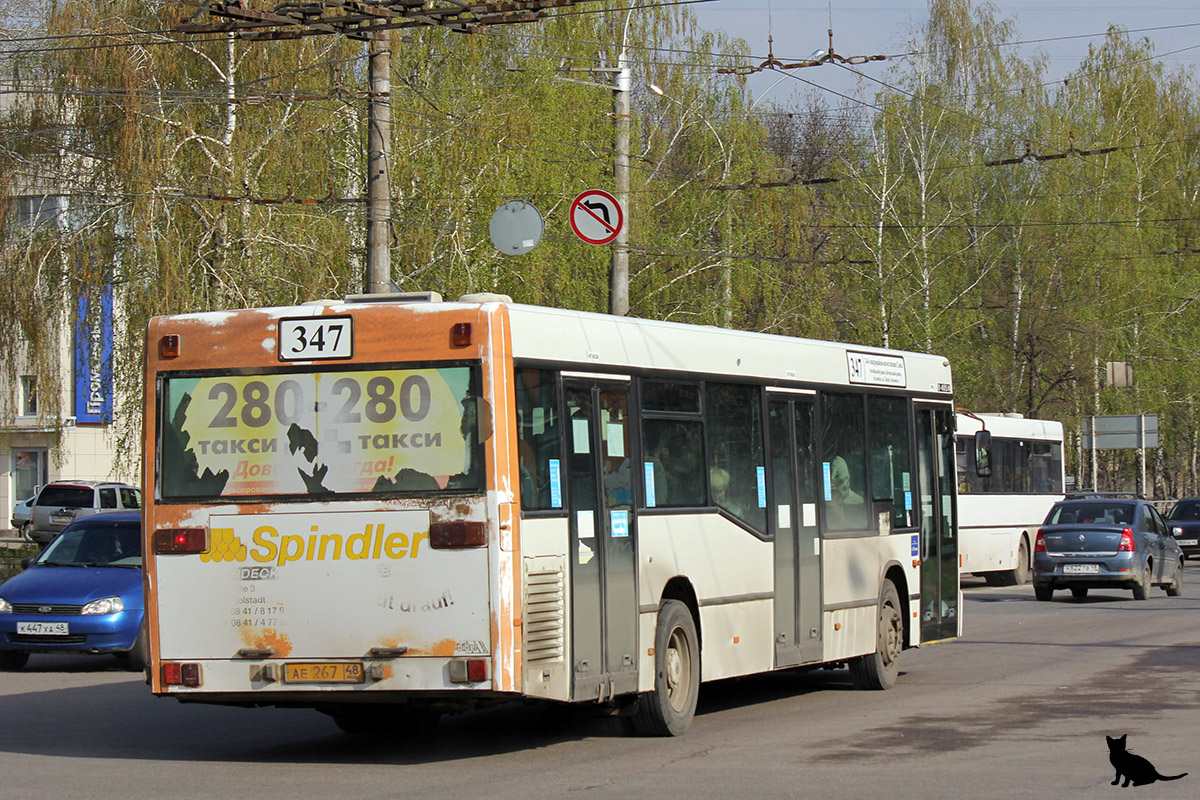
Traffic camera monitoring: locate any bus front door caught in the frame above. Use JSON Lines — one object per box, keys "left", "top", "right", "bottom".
{"left": 565, "top": 382, "right": 638, "bottom": 700}
{"left": 915, "top": 404, "right": 959, "bottom": 642}
{"left": 769, "top": 396, "right": 823, "bottom": 667}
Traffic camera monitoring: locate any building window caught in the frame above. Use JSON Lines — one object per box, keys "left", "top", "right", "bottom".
{"left": 20, "top": 376, "right": 37, "bottom": 416}
{"left": 9, "top": 195, "right": 64, "bottom": 229}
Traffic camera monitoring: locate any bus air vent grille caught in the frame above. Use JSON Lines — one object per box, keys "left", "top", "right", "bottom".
{"left": 523, "top": 557, "right": 565, "bottom": 664}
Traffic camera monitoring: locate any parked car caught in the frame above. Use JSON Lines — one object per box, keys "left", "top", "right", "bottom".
{"left": 1033, "top": 498, "right": 1184, "bottom": 601}
{"left": 0, "top": 511, "right": 145, "bottom": 670}
{"left": 10, "top": 495, "right": 35, "bottom": 541}
{"left": 1165, "top": 498, "right": 1200, "bottom": 561}
{"left": 27, "top": 481, "right": 141, "bottom": 546}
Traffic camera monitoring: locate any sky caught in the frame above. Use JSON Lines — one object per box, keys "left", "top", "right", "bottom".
{"left": 686, "top": 1, "right": 1200, "bottom": 109}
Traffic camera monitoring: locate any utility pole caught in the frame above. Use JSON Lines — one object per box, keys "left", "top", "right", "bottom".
{"left": 609, "top": 51, "right": 631, "bottom": 316}
{"left": 366, "top": 33, "right": 391, "bottom": 294}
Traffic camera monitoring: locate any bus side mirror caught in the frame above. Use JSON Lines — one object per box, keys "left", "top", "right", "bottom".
{"left": 974, "top": 430, "right": 992, "bottom": 478}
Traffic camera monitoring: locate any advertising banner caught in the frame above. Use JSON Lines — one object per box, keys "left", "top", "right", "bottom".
{"left": 74, "top": 283, "right": 114, "bottom": 424}
{"left": 161, "top": 366, "right": 478, "bottom": 497}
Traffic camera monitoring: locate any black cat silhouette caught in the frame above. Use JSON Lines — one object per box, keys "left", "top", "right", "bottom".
{"left": 1107, "top": 734, "right": 1188, "bottom": 787}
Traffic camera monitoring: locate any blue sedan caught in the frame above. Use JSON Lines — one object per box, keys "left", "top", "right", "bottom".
{"left": 1033, "top": 498, "right": 1184, "bottom": 601}
{"left": 0, "top": 511, "right": 145, "bottom": 670}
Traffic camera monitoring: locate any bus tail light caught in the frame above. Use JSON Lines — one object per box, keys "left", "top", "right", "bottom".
{"left": 1119, "top": 528, "right": 1135, "bottom": 551}
{"left": 162, "top": 662, "right": 203, "bottom": 688}
{"left": 160, "top": 334, "right": 180, "bottom": 358}
{"left": 429, "top": 521, "right": 486, "bottom": 549}
{"left": 448, "top": 658, "right": 489, "bottom": 683}
{"left": 1034, "top": 530, "right": 1046, "bottom": 553}
{"left": 451, "top": 322, "right": 472, "bottom": 347}
{"left": 154, "top": 528, "right": 208, "bottom": 555}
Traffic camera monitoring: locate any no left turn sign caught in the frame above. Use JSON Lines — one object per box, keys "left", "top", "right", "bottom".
{"left": 570, "top": 189, "right": 624, "bottom": 245}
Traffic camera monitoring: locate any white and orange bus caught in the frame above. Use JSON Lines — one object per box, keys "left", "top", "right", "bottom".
{"left": 142, "top": 293, "right": 960, "bottom": 736}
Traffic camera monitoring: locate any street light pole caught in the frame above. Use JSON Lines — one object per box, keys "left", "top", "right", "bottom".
{"left": 366, "top": 32, "right": 392, "bottom": 294}
{"left": 609, "top": 51, "right": 631, "bottom": 316}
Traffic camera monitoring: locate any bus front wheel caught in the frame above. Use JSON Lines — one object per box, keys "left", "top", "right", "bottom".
{"left": 631, "top": 599, "right": 699, "bottom": 736}
{"left": 849, "top": 579, "right": 902, "bottom": 691}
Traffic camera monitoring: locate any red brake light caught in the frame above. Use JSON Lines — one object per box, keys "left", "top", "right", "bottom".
{"left": 1119, "top": 528, "right": 1135, "bottom": 551}
{"left": 162, "top": 662, "right": 202, "bottom": 688}
{"left": 451, "top": 322, "right": 472, "bottom": 347}
{"left": 448, "top": 657, "right": 490, "bottom": 683}
{"left": 1034, "top": 530, "right": 1047, "bottom": 553}
{"left": 429, "top": 520, "right": 486, "bottom": 548}
{"left": 154, "top": 528, "right": 208, "bottom": 555}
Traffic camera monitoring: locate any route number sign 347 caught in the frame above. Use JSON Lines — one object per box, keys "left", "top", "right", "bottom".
{"left": 279, "top": 317, "right": 353, "bottom": 361}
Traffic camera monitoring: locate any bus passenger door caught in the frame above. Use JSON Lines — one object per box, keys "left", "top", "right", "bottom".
{"left": 915, "top": 404, "right": 959, "bottom": 642}
{"left": 564, "top": 381, "right": 639, "bottom": 700}
{"left": 769, "top": 396, "right": 822, "bottom": 666}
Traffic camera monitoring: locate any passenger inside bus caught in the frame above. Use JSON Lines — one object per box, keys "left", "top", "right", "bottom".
{"left": 710, "top": 467, "right": 744, "bottom": 517}
{"left": 827, "top": 455, "right": 866, "bottom": 529}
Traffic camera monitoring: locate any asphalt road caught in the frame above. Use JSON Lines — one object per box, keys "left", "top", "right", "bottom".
{"left": 2, "top": 569, "right": 1197, "bottom": 800}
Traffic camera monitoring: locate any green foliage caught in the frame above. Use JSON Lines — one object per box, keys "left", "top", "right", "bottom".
{"left": 4, "top": 0, "right": 1200, "bottom": 493}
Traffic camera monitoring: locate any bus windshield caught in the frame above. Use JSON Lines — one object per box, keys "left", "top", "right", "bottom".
{"left": 159, "top": 365, "right": 483, "bottom": 499}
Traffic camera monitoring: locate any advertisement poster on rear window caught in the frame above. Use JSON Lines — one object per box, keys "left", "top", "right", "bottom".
{"left": 160, "top": 367, "right": 480, "bottom": 498}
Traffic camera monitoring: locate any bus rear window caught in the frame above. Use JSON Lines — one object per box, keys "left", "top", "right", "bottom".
{"left": 159, "top": 366, "right": 482, "bottom": 499}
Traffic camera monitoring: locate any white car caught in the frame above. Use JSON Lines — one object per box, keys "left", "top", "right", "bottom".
{"left": 10, "top": 495, "right": 35, "bottom": 541}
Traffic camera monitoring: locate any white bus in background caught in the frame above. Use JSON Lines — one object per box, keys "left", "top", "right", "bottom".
{"left": 955, "top": 413, "right": 1066, "bottom": 585}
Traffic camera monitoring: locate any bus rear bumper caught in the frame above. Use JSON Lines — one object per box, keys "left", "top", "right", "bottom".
{"left": 153, "top": 655, "right": 497, "bottom": 698}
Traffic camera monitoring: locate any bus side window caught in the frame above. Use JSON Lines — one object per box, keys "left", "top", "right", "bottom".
{"left": 868, "top": 395, "right": 914, "bottom": 529}
{"left": 706, "top": 383, "right": 766, "bottom": 533}
{"left": 515, "top": 368, "right": 562, "bottom": 511}
{"left": 641, "top": 382, "right": 705, "bottom": 509}
{"left": 821, "top": 392, "right": 869, "bottom": 532}
{"left": 641, "top": 418, "right": 705, "bottom": 508}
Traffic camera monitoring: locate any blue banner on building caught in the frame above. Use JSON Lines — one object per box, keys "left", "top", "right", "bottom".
{"left": 74, "top": 283, "right": 113, "bottom": 424}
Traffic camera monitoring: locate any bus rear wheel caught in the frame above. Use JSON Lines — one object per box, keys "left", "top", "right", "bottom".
{"left": 849, "top": 579, "right": 902, "bottom": 690}
{"left": 988, "top": 539, "right": 1031, "bottom": 586}
{"left": 630, "top": 599, "right": 699, "bottom": 736}
{"left": 1008, "top": 539, "right": 1031, "bottom": 585}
